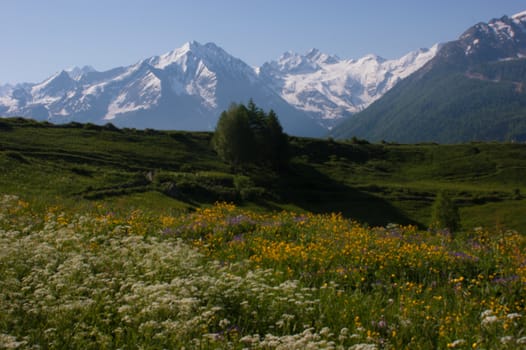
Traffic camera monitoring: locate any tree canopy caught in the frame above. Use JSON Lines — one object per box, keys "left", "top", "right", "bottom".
{"left": 212, "top": 100, "right": 289, "bottom": 170}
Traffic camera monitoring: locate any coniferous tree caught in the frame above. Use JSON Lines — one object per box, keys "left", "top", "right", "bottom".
{"left": 265, "top": 109, "right": 289, "bottom": 170}
{"left": 212, "top": 100, "right": 289, "bottom": 170}
{"left": 212, "top": 104, "right": 255, "bottom": 167}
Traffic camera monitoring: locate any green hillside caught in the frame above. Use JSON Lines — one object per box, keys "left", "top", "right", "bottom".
{"left": 1, "top": 117, "right": 526, "bottom": 230}
{"left": 331, "top": 59, "right": 526, "bottom": 143}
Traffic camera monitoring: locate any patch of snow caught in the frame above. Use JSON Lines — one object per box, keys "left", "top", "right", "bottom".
{"left": 56, "top": 108, "right": 69, "bottom": 116}
{"left": 153, "top": 46, "right": 190, "bottom": 70}
{"left": 83, "top": 82, "right": 106, "bottom": 96}
{"left": 109, "top": 62, "right": 149, "bottom": 84}
{"left": 32, "top": 96, "right": 62, "bottom": 105}
{"left": 141, "top": 71, "right": 162, "bottom": 93}
{"left": 104, "top": 72, "right": 161, "bottom": 120}
{"left": 489, "top": 20, "right": 515, "bottom": 38}
{"left": 512, "top": 10, "right": 526, "bottom": 20}
{"left": 30, "top": 72, "right": 61, "bottom": 96}
{"left": 104, "top": 94, "right": 129, "bottom": 120}
{"left": 0, "top": 95, "right": 19, "bottom": 113}
{"left": 186, "top": 61, "right": 217, "bottom": 108}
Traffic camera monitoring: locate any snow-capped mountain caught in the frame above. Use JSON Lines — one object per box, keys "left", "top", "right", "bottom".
{"left": 428, "top": 10, "right": 526, "bottom": 69}
{"left": 330, "top": 10, "right": 526, "bottom": 143}
{"left": 0, "top": 40, "right": 438, "bottom": 135}
{"left": 0, "top": 41, "right": 326, "bottom": 136}
{"left": 463, "top": 10, "right": 526, "bottom": 59}
{"left": 259, "top": 45, "right": 439, "bottom": 127}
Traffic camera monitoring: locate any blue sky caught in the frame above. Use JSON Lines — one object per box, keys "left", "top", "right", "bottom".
{"left": 1, "top": 0, "right": 525, "bottom": 84}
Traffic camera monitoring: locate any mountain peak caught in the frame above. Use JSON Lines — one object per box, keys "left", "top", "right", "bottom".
{"left": 42, "top": 70, "right": 75, "bottom": 86}
{"left": 179, "top": 40, "right": 224, "bottom": 54}
{"left": 178, "top": 41, "right": 228, "bottom": 57}
{"left": 449, "top": 11, "right": 526, "bottom": 63}
{"left": 150, "top": 41, "right": 239, "bottom": 71}
{"left": 150, "top": 41, "right": 205, "bottom": 69}
{"left": 181, "top": 40, "right": 202, "bottom": 51}
{"left": 305, "top": 48, "right": 320, "bottom": 56}
{"left": 305, "top": 48, "right": 340, "bottom": 64}
{"left": 66, "top": 65, "right": 96, "bottom": 80}
{"left": 29, "top": 69, "right": 77, "bottom": 100}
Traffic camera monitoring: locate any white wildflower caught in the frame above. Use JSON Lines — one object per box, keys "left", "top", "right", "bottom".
{"left": 319, "top": 326, "right": 331, "bottom": 337}
{"left": 506, "top": 312, "right": 521, "bottom": 320}
{"left": 282, "top": 313, "right": 295, "bottom": 321}
{"left": 240, "top": 334, "right": 260, "bottom": 345}
{"left": 448, "top": 339, "right": 466, "bottom": 348}
{"left": 481, "top": 315, "right": 499, "bottom": 327}
{"left": 338, "top": 327, "right": 349, "bottom": 342}
{"left": 117, "top": 304, "right": 132, "bottom": 314}
{"left": 350, "top": 344, "right": 377, "bottom": 350}
{"left": 500, "top": 336, "right": 514, "bottom": 344}
{"left": 480, "top": 309, "right": 493, "bottom": 318}
{"left": 203, "top": 333, "right": 219, "bottom": 341}
{"left": 0, "top": 334, "right": 27, "bottom": 349}
{"left": 219, "top": 318, "right": 230, "bottom": 329}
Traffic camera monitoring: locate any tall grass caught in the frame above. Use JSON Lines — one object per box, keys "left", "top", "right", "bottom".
{"left": 1, "top": 195, "right": 525, "bottom": 349}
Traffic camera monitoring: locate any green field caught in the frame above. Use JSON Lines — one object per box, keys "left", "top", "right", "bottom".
{"left": 1, "top": 117, "right": 525, "bottom": 230}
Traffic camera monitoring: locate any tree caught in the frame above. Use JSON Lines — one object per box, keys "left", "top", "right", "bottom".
{"left": 264, "top": 109, "right": 289, "bottom": 170}
{"left": 212, "top": 101, "right": 289, "bottom": 170}
{"left": 247, "top": 98, "right": 265, "bottom": 131}
{"left": 429, "top": 191, "right": 461, "bottom": 234}
{"left": 212, "top": 104, "right": 255, "bottom": 167}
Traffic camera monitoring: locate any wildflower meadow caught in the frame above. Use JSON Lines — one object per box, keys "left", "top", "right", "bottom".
{"left": 1, "top": 195, "right": 525, "bottom": 349}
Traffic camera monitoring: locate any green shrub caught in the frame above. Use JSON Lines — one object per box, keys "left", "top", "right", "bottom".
{"left": 430, "top": 191, "right": 461, "bottom": 233}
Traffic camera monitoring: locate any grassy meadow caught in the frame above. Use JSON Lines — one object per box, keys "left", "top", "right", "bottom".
{"left": 1, "top": 118, "right": 526, "bottom": 348}
{"left": 1, "top": 197, "right": 525, "bottom": 349}
{"left": 1, "top": 117, "right": 526, "bottom": 230}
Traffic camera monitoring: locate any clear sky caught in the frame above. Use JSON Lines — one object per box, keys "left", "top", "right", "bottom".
{"left": 1, "top": 0, "right": 525, "bottom": 84}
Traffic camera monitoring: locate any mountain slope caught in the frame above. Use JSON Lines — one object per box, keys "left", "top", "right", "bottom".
{"left": 331, "top": 11, "right": 526, "bottom": 143}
